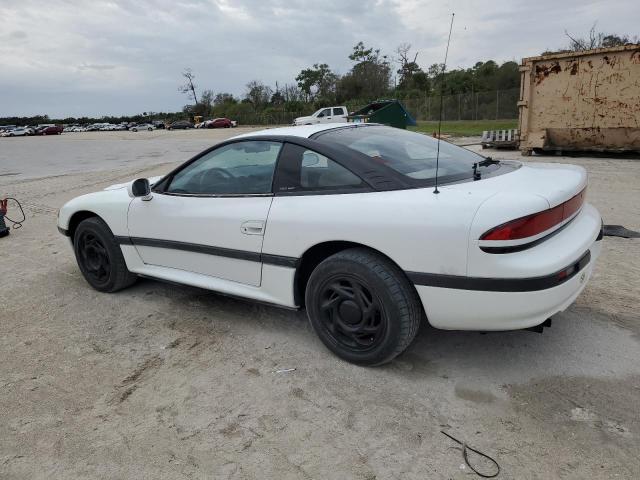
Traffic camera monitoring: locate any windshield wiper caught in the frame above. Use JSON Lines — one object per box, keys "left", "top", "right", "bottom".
{"left": 472, "top": 157, "right": 500, "bottom": 180}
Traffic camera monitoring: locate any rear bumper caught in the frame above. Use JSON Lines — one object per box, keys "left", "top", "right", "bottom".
{"left": 414, "top": 229, "right": 602, "bottom": 331}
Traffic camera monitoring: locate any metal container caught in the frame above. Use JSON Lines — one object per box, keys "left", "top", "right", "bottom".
{"left": 518, "top": 45, "right": 640, "bottom": 155}
{"left": 347, "top": 100, "right": 416, "bottom": 129}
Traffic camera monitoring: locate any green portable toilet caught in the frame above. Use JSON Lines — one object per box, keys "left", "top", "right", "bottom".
{"left": 347, "top": 99, "right": 417, "bottom": 129}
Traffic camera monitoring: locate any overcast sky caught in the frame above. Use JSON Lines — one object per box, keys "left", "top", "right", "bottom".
{"left": 0, "top": 0, "right": 637, "bottom": 118}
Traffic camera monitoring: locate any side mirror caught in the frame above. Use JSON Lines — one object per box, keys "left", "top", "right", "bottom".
{"left": 128, "top": 178, "right": 152, "bottom": 200}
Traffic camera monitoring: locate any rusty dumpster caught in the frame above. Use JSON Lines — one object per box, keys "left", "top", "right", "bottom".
{"left": 518, "top": 44, "right": 640, "bottom": 155}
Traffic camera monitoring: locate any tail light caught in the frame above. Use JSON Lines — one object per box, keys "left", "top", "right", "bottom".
{"left": 481, "top": 188, "right": 586, "bottom": 241}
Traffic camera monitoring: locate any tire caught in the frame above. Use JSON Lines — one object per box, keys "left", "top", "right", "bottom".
{"left": 305, "top": 248, "right": 422, "bottom": 366}
{"left": 73, "top": 217, "right": 137, "bottom": 293}
{"left": 131, "top": 128, "right": 137, "bottom": 132}
{"left": 147, "top": 127, "right": 152, "bottom": 131}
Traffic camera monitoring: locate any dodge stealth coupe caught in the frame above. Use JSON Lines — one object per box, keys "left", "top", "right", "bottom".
{"left": 58, "top": 123, "right": 603, "bottom": 365}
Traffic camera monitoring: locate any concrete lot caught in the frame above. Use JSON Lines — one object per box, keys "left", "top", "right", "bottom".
{"left": 1, "top": 129, "right": 639, "bottom": 479}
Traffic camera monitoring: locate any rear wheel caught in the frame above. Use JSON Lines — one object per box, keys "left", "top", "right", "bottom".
{"left": 305, "top": 248, "right": 422, "bottom": 366}
{"left": 73, "top": 217, "right": 137, "bottom": 292}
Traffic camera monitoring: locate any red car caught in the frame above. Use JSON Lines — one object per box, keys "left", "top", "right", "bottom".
{"left": 38, "top": 125, "right": 63, "bottom": 135}
{"left": 206, "top": 118, "right": 233, "bottom": 128}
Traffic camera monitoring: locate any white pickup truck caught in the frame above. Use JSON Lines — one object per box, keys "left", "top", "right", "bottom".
{"left": 292, "top": 106, "right": 348, "bottom": 126}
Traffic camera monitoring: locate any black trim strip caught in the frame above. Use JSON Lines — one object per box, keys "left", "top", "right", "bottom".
{"left": 58, "top": 226, "right": 69, "bottom": 237}
{"left": 407, "top": 250, "right": 591, "bottom": 292}
{"left": 261, "top": 253, "right": 299, "bottom": 268}
{"left": 117, "top": 236, "right": 298, "bottom": 268}
{"left": 116, "top": 235, "right": 590, "bottom": 292}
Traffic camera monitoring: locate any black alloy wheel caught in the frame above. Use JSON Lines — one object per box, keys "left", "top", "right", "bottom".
{"left": 73, "top": 217, "right": 137, "bottom": 292}
{"left": 77, "top": 230, "right": 111, "bottom": 286}
{"left": 317, "top": 275, "right": 386, "bottom": 352}
{"left": 305, "top": 248, "right": 422, "bottom": 366}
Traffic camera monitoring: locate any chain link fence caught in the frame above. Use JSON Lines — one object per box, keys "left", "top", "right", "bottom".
{"left": 233, "top": 111, "right": 299, "bottom": 126}
{"left": 228, "top": 88, "right": 519, "bottom": 125}
{"left": 400, "top": 88, "right": 520, "bottom": 121}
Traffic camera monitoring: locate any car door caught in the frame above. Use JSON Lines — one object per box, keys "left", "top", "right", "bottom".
{"left": 316, "top": 108, "right": 332, "bottom": 124}
{"left": 332, "top": 107, "right": 346, "bottom": 122}
{"left": 127, "top": 140, "right": 282, "bottom": 286}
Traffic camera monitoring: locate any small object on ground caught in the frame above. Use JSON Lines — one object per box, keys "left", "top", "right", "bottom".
{"left": 603, "top": 225, "right": 640, "bottom": 239}
{"left": 441, "top": 430, "right": 500, "bottom": 478}
{"left": 0, "top": 199, "right": 9, "bottom": 237}
{"left": 1, "top": 197, "right": 26, "bottom": 236}
{"left": 274, "top": 368, "right": 296, "bottom": 374}
{"left": 481, "top": 129, "right": 519, "bottom": 150}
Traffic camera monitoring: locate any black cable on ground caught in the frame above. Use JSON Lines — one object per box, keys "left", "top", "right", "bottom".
{"left": 3, "top": 197, "right": 26, "bottom": 229}
{"left": 603, "top": 224, "right": 640, "bottom": 238}
{"left": 441, "top": 430, "right": 500, "bottom": 478}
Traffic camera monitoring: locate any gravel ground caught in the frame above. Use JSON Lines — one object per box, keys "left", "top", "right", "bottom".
{"left": 1, "top": 129, "right": 639, "bottom": 479}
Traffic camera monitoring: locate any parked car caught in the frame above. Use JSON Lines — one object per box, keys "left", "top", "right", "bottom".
{"left": 1, "top": 127, "right": 30, "bottom": 137}
{"left": 205, "top": 118, "right": 234, "bottom": 129}
{"left": 167, "top": 120, "right": 194, "bottom": 130}
{"left": 38, "top": 125, "right": 63, "bottom": 135}
{"left": 130, "top": 124, "right": 155, "bottom": 132}
{"left": 293, "top": 106, "right": 348, "bottom": 126}
{"left": 57, "top": 123, "right": 603, "bottom": 366}
{"left": 152, "top": 121, "right": 165, "bottom": 130}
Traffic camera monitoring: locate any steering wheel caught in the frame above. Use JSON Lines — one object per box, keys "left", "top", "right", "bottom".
{"left": 197, "top": 167, "right": 234, "bottom": 190}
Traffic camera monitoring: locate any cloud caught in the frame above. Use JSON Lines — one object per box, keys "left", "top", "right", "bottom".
{"left": 9, "top": 30, "right": 28, "bottom": 40}
{"left": 77, "top": 63, "right": 117, "bottom": 71}
{"left": 0, "top": 0, "right": 637, "bottom": 117}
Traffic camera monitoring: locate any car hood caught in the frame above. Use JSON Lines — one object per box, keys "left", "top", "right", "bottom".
{"left": 104, "top": 175, "right": 163, "bottom": 191}
{"left": 294, "top": 116, "right": 314, "bottom": 124}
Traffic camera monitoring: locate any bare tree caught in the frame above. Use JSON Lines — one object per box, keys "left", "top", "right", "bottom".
{"left": 396, "top": 43, "right": 419, "bottom": 70}
{"left": 179, "top": 68, "right": 199, "bottom": 104}
{"left": 563, "top": 22, "right": 635, "bottom": 52}
{"left": 565, "top": 23, "right": 602, "bottom": 51}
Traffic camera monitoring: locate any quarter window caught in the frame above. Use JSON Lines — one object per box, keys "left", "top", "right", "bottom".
{"left": 275, "top": 144, "right": 366, "bottom": 193}
{"left": 167, "top": 141, "right": 281, "bottom": 195}
{"left": 333, "top": 108, "right": 345, "bottom": 116}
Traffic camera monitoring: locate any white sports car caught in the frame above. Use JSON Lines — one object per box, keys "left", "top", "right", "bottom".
{"left": 58, "top": 123, "right": 603, "bottom": 365}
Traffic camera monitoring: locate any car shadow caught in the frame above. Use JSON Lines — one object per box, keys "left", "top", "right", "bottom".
{"left": 122, "top": 277, "right": 636, "bottom": 382}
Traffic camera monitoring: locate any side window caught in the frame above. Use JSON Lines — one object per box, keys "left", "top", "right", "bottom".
{"left": 275, "top": 144, "right": 366, "bottom": 193}
{"left": 333, "top": 107, "right": 345, "bottom": 116}
{"left": 318, "top": 108, "right": 331, "bottom": 118}
{"left": 166, "top": 141, "right": 281, "bottom": 195}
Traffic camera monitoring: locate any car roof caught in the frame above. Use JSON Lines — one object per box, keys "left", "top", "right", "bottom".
{"left": 231, "top": 122, "right": 369, "bottom": 140}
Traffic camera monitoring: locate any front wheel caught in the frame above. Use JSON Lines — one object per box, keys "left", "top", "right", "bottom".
{"left": 305, "top": 248, "right": 422, "bottom": 366}
{"left": 73, "top": 217, "right": 137, "bottom": 292}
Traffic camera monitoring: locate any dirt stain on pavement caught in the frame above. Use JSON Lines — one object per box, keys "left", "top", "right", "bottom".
{"left": 454, "top": 384, "right": 497, "bottom": 403}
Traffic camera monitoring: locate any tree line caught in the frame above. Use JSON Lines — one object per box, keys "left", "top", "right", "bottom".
{"left": 181, "top": 41, "right": 521, "bottom": 122}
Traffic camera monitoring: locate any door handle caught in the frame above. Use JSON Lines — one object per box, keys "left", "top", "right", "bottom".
{"left": 241, "top": 220, "right": 265, "bottom": 235}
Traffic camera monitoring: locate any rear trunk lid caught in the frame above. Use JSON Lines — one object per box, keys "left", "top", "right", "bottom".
{"left": 446, "top": 161, "right": 587, "bottom": 208}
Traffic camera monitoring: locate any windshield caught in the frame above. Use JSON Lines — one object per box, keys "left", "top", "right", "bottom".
{"left": 315, "top": 125, "right": 486, "bottom": 185}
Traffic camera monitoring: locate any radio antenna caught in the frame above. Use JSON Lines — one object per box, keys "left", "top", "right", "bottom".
{"left": 433, "top": 12, "right": 455, "bottom": 194}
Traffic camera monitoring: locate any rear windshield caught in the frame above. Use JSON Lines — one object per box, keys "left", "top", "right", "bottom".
{"left": 314, "top": 125, "right": 485, "bottom": 185}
